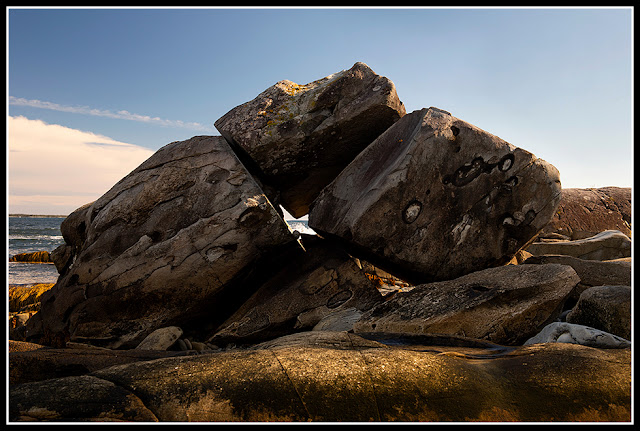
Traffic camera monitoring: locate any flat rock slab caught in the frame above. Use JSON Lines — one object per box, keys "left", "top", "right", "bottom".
{"left": 309, "top": 107, "right": 562, "bottom": 284}
{"left": 215, "top": 62, "right": 406, "bottom": 218}
{"left": 9, "top": 331, "right": 631, "bottom": 422}
{"left": 526, "top": 230, "right": 631, "bottom": 261}
{"left": 523, "top": 254, "right": 631, "bottom": 302}
{"left": 352, "top": 263, "right": 580, "bottom": 346}
{"left": 9, "top": 340, "right": 189, "bottom": 385}
{"left": 30, "top": 136, "right": 301, "bottom": 349}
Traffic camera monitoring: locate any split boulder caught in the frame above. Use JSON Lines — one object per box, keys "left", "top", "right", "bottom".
{"left": 215, "top": 62, "right": 406, "bottom": 218}
{"left": 309, "top": 107, "right": 562, "bottom": 284}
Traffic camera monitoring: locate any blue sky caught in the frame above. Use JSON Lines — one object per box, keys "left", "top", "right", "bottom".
{"left": 7, "top": 7, "right": 633, "bottom": 216}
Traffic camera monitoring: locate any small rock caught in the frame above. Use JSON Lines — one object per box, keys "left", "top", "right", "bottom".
{"left": 135, "top": 327, "right": 183, "bottom": 351}
{"left": 566, "top": 285, "right": 631, "bottom": 340}
{"left": 524, "top": 322, "right": 630, "bottom": 348}
{"left": 312, "top": 308, "right": 364, "bottom": 332}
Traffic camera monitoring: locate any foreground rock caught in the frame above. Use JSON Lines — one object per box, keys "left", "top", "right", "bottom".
{"left": 353, "top": 263, "right": 580, "bottom": 346}
{"left": 9, "top": 331, "right": 631, "bottom": 422}
{"left": 215, "top": 62, "right": 406, "bottom": 218}
{"left": 538, "top": 187, "right": 631, "bottom": 240}
{"left": 526, "top": 230, "right": 631, "bottom": 261}
{"left": 524, "top": 322, "right": 630, "bottom": 348}
{"left": 566, "top": 285, "right": 631, "bottom": 340}
{"left": 27, "top": 136, "right": 302, "bottom": 349}
{"left": 309, "top": 107, "right": 562, "bottom": 284}
{"left": 208, "top": 235, "right": 383, "bottom": 346}
{"left": 9, "top": 340, "right": 188, "bottom": 386}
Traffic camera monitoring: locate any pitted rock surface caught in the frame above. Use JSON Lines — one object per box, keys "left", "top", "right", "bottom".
{"left": 309, "top": 107, "right": 562, "bottom": 284}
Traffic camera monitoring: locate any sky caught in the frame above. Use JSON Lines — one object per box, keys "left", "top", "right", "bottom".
{"left": 7, "top": 6, "right": 634, "bottom": 218}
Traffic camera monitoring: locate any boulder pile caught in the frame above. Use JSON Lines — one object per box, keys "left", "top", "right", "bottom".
{"left": 11, "top": 63, "right": 631, "bottom": 423}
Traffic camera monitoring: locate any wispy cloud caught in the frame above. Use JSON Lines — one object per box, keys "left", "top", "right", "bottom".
{"left": 9, "top": 96, "right": 215, "bottom": 132}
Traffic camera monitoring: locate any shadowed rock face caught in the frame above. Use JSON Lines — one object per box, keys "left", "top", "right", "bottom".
{"left": 9, "top": 332, "right": 631, "bottom": 422}
{"left": 309, "top": 107, "right": 562, "bottom": 284}
{"left": 28, "top": 136, "right": 301, "bottom": 349}
{"left": 208, "top": 235, "right": 384, "bottom": 346}
{"left": 215, "top": 62, "right": 406, "bottom": 218}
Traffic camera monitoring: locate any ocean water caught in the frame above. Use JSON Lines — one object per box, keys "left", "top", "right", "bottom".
{"left": 7, "top": 215, "right": 315, "bottom": 286}
{"left": 8, "top": 216, "right": 66, "bottom": 286}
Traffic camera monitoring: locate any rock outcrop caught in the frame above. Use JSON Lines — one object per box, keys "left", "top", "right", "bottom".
{"left": 9, "top": 250, "right": 52, "bottom": 263}
{"left": 27, "top": 136, "right": 302, "bottom": 349}
{"left": 9, "top": 63, "right": 632, "bottom": 423}
{"left": 9, "top": 331, "right": 631, "bottom": 422}
{"left": 538, "top": 187, "right": 631, "bottom": 240}
{"left": 353, "top": 263, "right": 580, "bottom": 346}
{"left": 215, "top": 62, "right": 406, "bottom": 218}
{"left": 309, "top": 107, "right": 562, "bottom": 284}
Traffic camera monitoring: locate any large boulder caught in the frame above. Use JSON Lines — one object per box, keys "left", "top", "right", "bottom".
{"left": 566, "top": 285, "right": 631, "bottom": 340}
{"left": 525, "top": 230, "right": 631, "bottom": 261}
{"left": 27, "top": 136, "right": 302, "bottom": 349}
{"left": 214, "top": 62, "right": 406, "bottom": 218}
{"left": 207, "top": 235, "right": 383, "bottom": 346}
{"left": 309, "top": 107, "right": 562, "bottom": 284}
{"left": 538, "top": 187, "right": 631, "bottom": 240}
{"left": 9, "top": 331, "right": 631, "bottom": 422}
{"left": 352, "top": 263, "right": 580, "bottom": 346}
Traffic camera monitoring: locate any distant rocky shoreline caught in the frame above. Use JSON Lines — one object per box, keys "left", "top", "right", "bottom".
{"left": 9, "top": 62, "right": 631, "bottom": 423}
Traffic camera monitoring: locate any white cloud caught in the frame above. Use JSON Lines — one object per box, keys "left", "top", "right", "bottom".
{"left": 8, "top": 116, "right": 156, "bottom": 215}
{"left": 8, "top": 96, "right": 215, "bottom": 132}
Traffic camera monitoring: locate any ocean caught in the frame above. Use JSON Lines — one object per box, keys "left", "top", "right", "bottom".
{"left": 7, "top": 215, "right": 315, "bottom": 287}
{"left": 8, "top": 216, "right": 66, "bottom": 286}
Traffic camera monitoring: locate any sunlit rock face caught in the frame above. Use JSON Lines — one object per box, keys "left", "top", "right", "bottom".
{"left": 215, "top": 62, "right": 406, "bottom": 218}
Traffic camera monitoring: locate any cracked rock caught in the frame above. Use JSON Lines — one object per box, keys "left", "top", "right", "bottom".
{"left": 215, "top": 62, "right": 406, "bottom": 218}
{"left": 26, "top": 136, "right": 302, "bottom": 349}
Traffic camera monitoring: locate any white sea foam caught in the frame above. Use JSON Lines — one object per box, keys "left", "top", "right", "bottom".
{"left": 287, "top": 221, "right": 317, "bottom": 236}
